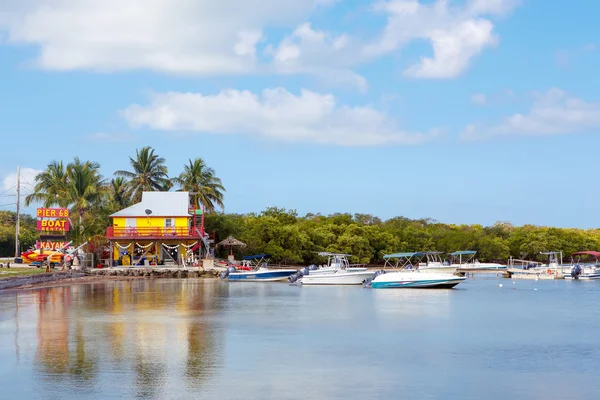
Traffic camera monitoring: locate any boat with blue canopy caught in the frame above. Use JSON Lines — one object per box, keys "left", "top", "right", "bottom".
{"left": 364, "top": 252, "right": 466, "bottom": 289}
{"left": 219, "top": 254, "right": 297, "bottom": 282}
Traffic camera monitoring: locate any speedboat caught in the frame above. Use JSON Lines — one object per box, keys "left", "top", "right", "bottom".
{"left": 220, "top": 254, "right": 296, "bottom": 282}
{"left": 364, "top": 252, "right": 466, "bottom": 289}
{"left": 506, "top": 252, "right": 564, "bottom": 280}
{"left": 449, "top": 250, "right": 506, "bottom": 270}
{"left": 565, "top": 251, "right": 600, "bottom": 280}
{"left": 416, "top": 251, "right": 458, "bottom": 274}
{"left": 290, "top": 252, "right": 374, "bottom": 285}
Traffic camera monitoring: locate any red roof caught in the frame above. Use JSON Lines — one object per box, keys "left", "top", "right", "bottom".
{"left": 571, "top": 251, "right": 600, "bottom": 258}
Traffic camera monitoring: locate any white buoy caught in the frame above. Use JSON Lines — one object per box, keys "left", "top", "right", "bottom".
{"left": 498, "top": 283, "right": 503, "bottom": 288}
{"left": 512, "top": 281, "right": 516, "bottom": 284}
{"left": 534, "top": 288, "right": 538, "bottom": 291}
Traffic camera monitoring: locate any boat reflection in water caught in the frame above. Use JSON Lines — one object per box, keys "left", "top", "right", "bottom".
{"left": 14, "top": 279, "right": 226, "bottom": 397}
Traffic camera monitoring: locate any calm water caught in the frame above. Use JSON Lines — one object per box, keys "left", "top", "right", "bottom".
{"left": 1, "top": 276, "right": 599, "bottom": 399}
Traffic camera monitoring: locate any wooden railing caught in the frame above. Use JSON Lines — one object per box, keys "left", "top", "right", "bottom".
{"left": 106, "top": 227, "right": 201, "bottom": 239}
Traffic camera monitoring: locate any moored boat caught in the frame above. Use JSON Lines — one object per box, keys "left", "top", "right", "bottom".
{"left": 293, "top": 252, "right": 374, "bottom": 285}
{"left": 220, "top": 254, "right": 296, "bottom": 282}
{"left": 416, "top": 251, "right": 458, "bottom": 274}
{"left": 565, "top": 251, "right": 600, "bottom": 280}
{"left": 506, "top": 252, "right": 564, "bottom": 280}
{"left": 364, "top": 252, "right": 466, "bottom": 289}
{"left": 450, "top": 250, "right": 506, "bottom": 270}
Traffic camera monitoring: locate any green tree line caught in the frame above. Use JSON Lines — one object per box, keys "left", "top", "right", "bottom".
{"left": 205, "top": 208, "right": 600, "bottom": 265}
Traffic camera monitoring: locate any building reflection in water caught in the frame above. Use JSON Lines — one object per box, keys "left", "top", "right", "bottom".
{"left": 25, "top": 278, "right": 225, "bottom": 396}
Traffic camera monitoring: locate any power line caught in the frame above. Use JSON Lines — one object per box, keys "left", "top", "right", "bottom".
{"left": 0, "top": 185, "right": 16, "bottom": 196}
{"left": 0, "top": 202, "right": 16, "bottom": 208}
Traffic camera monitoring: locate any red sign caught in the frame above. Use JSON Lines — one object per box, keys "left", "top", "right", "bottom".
{"left": 37, "top": 208, "right": 70, "bottom": 218}
{"left": 37, "top": 241, "right": 68, "bottom": 250}
{"left": 37, "top": 219, "right": 70, "bottom": 232}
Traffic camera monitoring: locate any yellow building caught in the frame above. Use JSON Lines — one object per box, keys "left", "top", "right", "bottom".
{"left": 107, "top": 191, "right": 203, "bottom": 266}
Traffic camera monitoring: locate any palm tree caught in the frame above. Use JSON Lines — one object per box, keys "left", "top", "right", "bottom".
{"left": 24, "top": 161, "right": 69, "bottom": 207}
{"left": 106, "top": 177, "right": 132, "bottom": 213}
{"left": 114, "top": 146, "right": 170, "bottom": 202}
{"left": 65, "top": 158, "right": 104, "bottom": 227}
{"left": 173, "top": 158, "right": 225, "bottom": 212}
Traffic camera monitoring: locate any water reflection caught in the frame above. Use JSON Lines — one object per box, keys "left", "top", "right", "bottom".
{"left": 5, "top": 279, "right": 226, "bottom": 398}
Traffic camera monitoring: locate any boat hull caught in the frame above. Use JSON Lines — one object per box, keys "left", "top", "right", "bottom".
{"left": 227, "top": 269, "right": 296, "bottom": 282}
{"left": 417, "top": 266, "right": 458, "bottom": 274}
{"left": 506, "top": 268, "right": 562, "bottom": 280}
{"left": 301, "top": 271, "right": 375, "bottom": 285}
{"left": 456, "top": 263, "right": 506, "bottom": 270}
{"left": 370, "top": 272, "right": 466, "bottom": 289}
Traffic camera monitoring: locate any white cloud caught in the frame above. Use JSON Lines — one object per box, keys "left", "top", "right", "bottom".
{"left": 0, "top": 0, "right": 517, "bottom": 83}
{"left": 121, "top": 88, "right": 442, "bottom": 146}
{"left": 462, "top": 88, "right": 600, "bottom": 140}
{"left": 366, "top": 0, "right": 516, "bottom": 78}
{"left": 270, "top": 23, "right": 368, "bottom": 91}
{"left": 471, "top": 93, "right": 488, "bottom": 105}
{"left": 0, "top": 0, "right": 334, "bottom": 74}
{"left": 2, "top": 167, "right": 41, "bottom": 195}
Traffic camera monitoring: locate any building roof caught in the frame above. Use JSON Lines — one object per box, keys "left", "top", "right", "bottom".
{"left": 110, "top": 191, "right": 190, "bottom": 218}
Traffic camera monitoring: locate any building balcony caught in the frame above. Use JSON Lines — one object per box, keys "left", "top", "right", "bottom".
{"left": 106, "top": 227, "right": 202, "bottom": 240}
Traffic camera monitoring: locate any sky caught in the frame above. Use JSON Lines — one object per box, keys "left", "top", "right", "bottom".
{"left": 0, "top": 0, "right": 599, "bottom": 228}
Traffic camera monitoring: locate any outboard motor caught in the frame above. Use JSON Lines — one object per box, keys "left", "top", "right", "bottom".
{"left": 288, "top": 267, "right": 310, "bottom": 283}
{"left": 220, "top": 265, "right": 237, "bottom": 279}
{"left": 571, "top": 264, "right": 582, "bottom": 279}
{"left": 363, "top": 270, "right": 386, "bottom": 287}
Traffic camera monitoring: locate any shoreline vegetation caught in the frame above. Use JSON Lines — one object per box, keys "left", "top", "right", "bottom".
{"left": 1, "top": 146, "right": 599, "bottom": 267}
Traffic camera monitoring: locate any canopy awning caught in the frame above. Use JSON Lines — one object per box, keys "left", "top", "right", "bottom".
{"left": 317, "top": 252, "right": 352, "bottom": 257}
{"left": 242, "top": 254, "right": 271, "bottom": 260}
{"left": 449, "top": 250, "right": 477, "bottom": 256}
{"left": 571, "top": 251, "right": 600, "bottom": 258}
{"left": 383, "top": 252, "right": 425, "bottom": 259}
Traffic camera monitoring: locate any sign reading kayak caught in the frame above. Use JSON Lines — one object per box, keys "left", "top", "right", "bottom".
{"left": 36, "top": 241, "right": 68, "bottom": 250}
{"left": 36, "top": 208, "right": 70, "bottom": 232}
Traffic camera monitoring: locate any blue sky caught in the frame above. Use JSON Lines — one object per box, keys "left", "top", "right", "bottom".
{"left": 1, "top": 0, "right": 599, "bottom": 228}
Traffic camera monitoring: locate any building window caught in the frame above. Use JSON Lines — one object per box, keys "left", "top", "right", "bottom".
{"left": 165, "top": 218, "right": 173, "bottom": 228}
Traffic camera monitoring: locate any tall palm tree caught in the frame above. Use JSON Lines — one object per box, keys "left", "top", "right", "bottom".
{"left": 105, "top": 177, "right": 132, "bottom": 213}
{"left": 114, "top": 146, "right": 170, "bottom": 202}
{"left": 173, "top": 158, "right": 225, "bottom": 212}
{"left": 65, "top": 158, "right": 104, "bottom": 227}
{"left": 25, "top": 161, "right": 69, "bottom": 207}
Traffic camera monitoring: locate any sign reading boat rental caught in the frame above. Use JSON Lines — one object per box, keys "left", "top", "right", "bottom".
{"left": 36, "top": 208, "right": 71, "bottom": 232}
{"left": 36, "top": 219, "right": 70, "bottom": 231}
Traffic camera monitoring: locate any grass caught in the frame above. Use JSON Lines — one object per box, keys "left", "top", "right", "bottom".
{"left": 0, "top": 267, "right": 54, "bottom": 280}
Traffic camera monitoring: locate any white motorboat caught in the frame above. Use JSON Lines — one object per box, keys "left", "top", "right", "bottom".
{"left": 364, "top": 252, "right": 466, "bottom": 289}
{"left": 449, "top": 250, "right": 506, "bottom": 270}
{"left": 506, "top": 252, "right": 564, "bottom": 280}
{"left": 220, "top": 254, "right": 296, "bottom": 282}
{"left": 564, "top": 251, "right": 600, "bottom": 280}
{"left": 290, "top": 252, "right": 374, "bottom": 285}
{"left": 416, "top": 251, "right": 458, "bottom": 274}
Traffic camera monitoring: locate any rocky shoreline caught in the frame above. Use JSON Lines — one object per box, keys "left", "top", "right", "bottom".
{"left": 0, "top": 268, "right": 222, "bottom": 291}
{"left": 86, "top": 267, "right": 221, "bottom": 279}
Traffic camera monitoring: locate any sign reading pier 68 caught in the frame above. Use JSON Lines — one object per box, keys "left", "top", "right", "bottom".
{"left": 37, "top": 208, "right": 70, "bottom": 218}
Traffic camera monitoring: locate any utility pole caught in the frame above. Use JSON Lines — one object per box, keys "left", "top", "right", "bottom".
{"left": 15, "top": 166, "right": 20, "bottom": 259}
